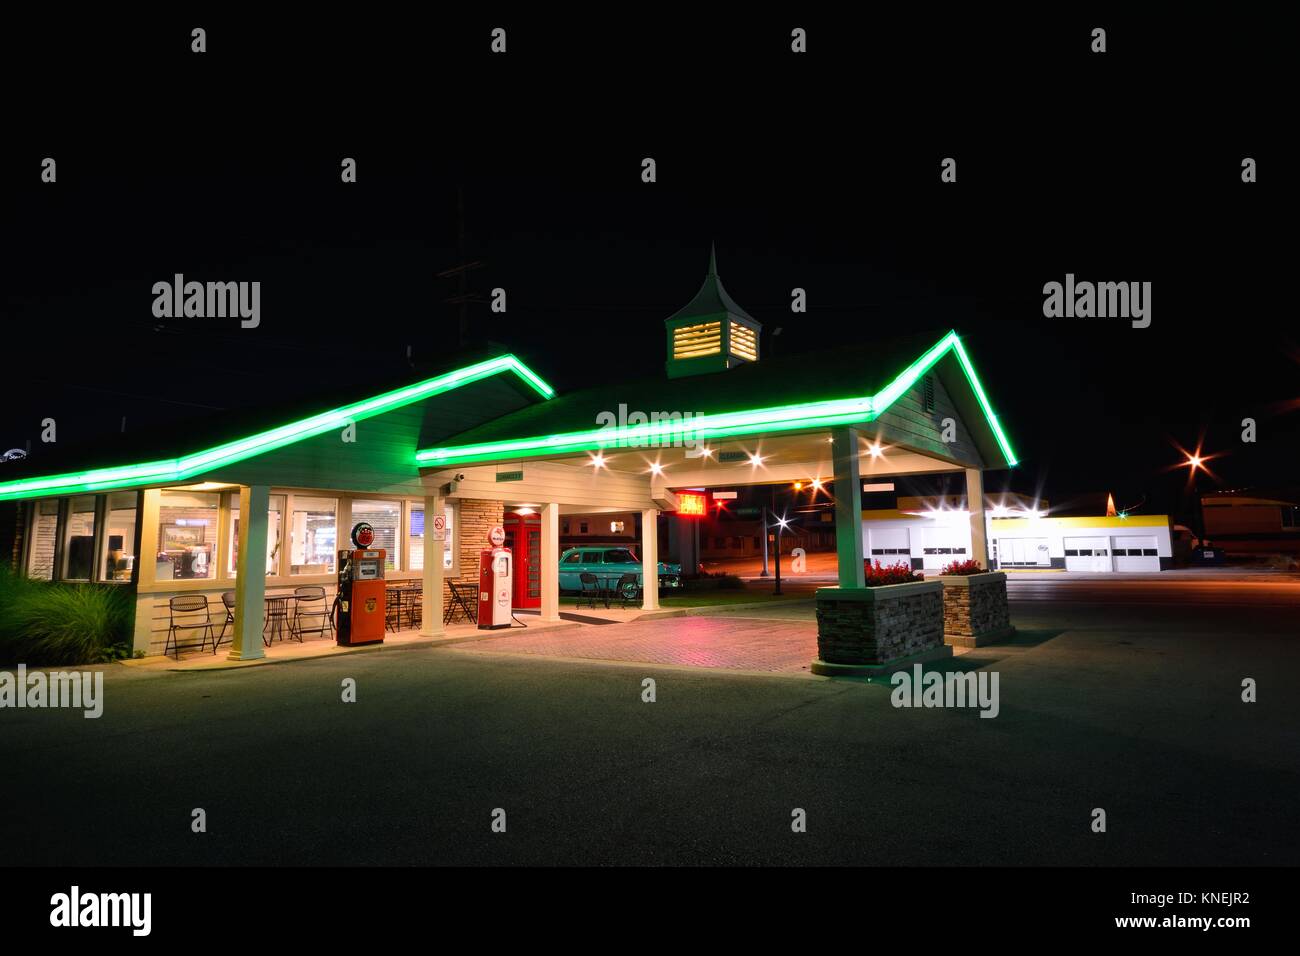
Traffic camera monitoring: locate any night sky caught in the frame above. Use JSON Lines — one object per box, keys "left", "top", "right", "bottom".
{"left": 1, "top": 13, "right": 1290, "bottom": 524}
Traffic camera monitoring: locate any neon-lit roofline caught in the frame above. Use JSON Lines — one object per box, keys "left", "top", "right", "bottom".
{"left": 0, "top": 355, "right": 554, "bottom": 501}
{"left": 416, "top": 331, "right": 1018, "bottom": 468}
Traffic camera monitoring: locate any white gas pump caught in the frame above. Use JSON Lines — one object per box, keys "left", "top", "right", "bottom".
{"left": 478, "top": 526, "right": 514, "bottom": 629}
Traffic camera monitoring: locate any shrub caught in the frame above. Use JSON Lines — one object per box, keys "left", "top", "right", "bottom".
{"left": 685, "top": 571, "right": 743, "bottom": 590}
{"left": 0, "top": 566, "right": 133, "bottom": 666}
{"left": 939, "top": 558, "right": 984, "bottom": 576}
{"left": 862, "top": 560, "right": 924, "bottom": 586}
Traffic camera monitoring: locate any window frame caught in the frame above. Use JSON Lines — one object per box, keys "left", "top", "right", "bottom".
{"left": 24, "top": 488, "right": 464, "bottom": 593}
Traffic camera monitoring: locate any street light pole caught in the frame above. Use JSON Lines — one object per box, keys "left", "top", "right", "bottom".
{"left": 773, "top": 517, "right": 783, "bottom": 596}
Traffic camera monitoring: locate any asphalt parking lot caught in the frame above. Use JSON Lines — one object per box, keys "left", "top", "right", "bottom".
{"left": 2, "top": 573, "right": 1297, "bottom": 866}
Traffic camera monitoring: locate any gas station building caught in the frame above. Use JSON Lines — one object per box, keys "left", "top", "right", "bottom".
{"left": 0, "top": 253, "right": 1018, "bottom": 660}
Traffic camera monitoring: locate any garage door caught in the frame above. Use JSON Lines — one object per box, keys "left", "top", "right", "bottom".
{"left": 1064, "top": 536, "right": 1111, "bottom": 572}
{"left": 920, "top": 526, "right": 969, "bottom": 570}
{"left": 867, "top": 528, "right": 910, "bottom": 563}
{"left": 1112, "top": 535, "right": 1160, "bottom": 572}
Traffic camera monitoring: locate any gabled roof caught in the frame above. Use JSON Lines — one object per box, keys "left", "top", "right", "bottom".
{"left": 416, "top": 329, "right": 1018, "bottom": 469}
{"left": 0, "top": 354, "right": 554, "bottom": 501}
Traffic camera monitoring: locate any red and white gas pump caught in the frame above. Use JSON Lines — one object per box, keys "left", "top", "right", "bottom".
{"left": 478, "top": 525, "right": 513, "bottom": 629}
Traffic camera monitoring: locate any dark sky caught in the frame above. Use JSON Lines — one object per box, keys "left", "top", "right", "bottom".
{"left": 1, "top": 13, "right": 1291, "bottom": 523}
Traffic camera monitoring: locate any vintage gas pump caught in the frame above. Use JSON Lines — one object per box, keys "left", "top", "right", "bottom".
{"left": 336, "top": 521, "right": 386, "bottom": 646}
{"left": 478, "top": 524, "right": 513, "bottom": 629}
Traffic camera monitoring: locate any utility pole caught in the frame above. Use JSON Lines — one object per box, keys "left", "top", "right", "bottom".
{"left": 437, "top": 186, "right": 486, "bottom": 350}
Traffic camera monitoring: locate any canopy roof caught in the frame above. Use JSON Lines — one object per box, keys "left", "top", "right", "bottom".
{"left": 0, "top": 353, "right": 554, "bottom": 501}
{"left": 417, "top": 329, "right": 1017, "bottom": 469}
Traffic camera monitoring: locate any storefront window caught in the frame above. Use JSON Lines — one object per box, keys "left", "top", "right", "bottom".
{"left": 100, "top": 491, "right": 138, "bottom": 582}
{"left": 352, "top": 499, "right": 401, "bottom": 571}
{"left": 408, "top": 503, "right": 454, "bottom": 572}
{"left": 157, "top": 491, "right": 220, "bottom": 580}
{"left": 64, "top": 496, "right": 98, "bottom": 581}
{"left": 290, "top": 496, "right": 337, "bottom": 574}
{"left": 229, "top": 494, "right": 284, "bottom": 577}
{"left": 25, "top": 499, "right": 59, "bottom": 581}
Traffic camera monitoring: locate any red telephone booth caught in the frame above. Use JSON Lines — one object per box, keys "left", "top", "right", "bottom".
{"left": 503, "top": 511, "right": 542, "bottom": 609}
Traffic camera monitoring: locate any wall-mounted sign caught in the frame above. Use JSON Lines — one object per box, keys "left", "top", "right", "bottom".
{"left": 496, "top": 470, "right": 524, "bottom": 482}
{"left": 351, "top": 522, "right": 375, "bottom": 548}
{"left": 488, "top": 525, "right": 506, "bottom": 546}
{"left": 712, "top": 490, "right": 738, "bottom": 500}
{"left": 678, "top": 492, "right": 707, "bottom": 516}
{"left": 432, "top": 513, "right": 447, "bottom": 541}
{"left": 718, "top": 451, "right": 748, "bottom": 463}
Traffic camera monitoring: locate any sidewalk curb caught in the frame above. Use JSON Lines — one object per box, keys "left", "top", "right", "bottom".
{"left": 123, "top": 622, "right": 583, "bottom": 673}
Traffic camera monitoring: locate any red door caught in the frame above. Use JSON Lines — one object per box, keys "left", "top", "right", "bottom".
{"left": 503, "top": 512, "right": 542, "bottom": 609}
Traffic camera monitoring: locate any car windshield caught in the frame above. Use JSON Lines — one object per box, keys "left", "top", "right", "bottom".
{"left": 605, "top": 549, "right": 636, "bottom": 564}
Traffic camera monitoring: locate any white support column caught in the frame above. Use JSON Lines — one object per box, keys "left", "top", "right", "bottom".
{"left": 228, "top": 484, "right": 269, "bottom": 661}
{"left": 419, "top": 495, "right": 445, "bottom": 637}
{"left": 640, "top": 508, "right": 660, "bottom": 611}
{"left": 966, "top": 467, "right": 989, "bottom": 569}
{"left": 540, "top": 502, "right": 561, "bottom": 622}
{"left": 832, "top": 427, "right": 865, "bottom": 588}
{"left": 131, "top": 489, "right": 161, "bottom": 656}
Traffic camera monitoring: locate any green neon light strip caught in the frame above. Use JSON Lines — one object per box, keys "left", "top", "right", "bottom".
{"left": 949, "top": 336, "right": 1018, "bottom": 466}
{"left": 417, "top": 330, "right": 1018, "bottom": 468}
{"left": 0, "top": 355, "right": 554, "bottom": 502}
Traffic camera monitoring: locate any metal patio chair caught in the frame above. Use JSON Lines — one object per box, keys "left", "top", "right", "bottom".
{"left": 164, "top": 594, "right": 217, "bottom": 659}
{"left": 611, "top": 573, "right": 642, "bottom": 608}
{"left": 446, "top": 582, "right": 478, "bottom": 624}
{"left": 214, "top": 590, "right": 236, "bottom": 653}
{"left": 577, "top": 572, "right": 603, "bottom": 609}
{"left": 385, "top": 587, "right": 402, "bottom": 632}
{"left": 404, "top": 584, "right": 423, "bottom": 630}
{"left": 292, "top": 586, "right": 333, "bottom": 641}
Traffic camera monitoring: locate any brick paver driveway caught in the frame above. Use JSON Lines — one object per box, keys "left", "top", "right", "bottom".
{"left": 450, "top": 614, "right": 818, "bottom": 673}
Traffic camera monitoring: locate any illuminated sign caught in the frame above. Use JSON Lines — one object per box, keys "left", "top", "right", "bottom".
{"left": 351, "top": 522, "right": 375, "bottom": 548}
{"left": 678, "top": 492, "right": 707, "bottom": 516}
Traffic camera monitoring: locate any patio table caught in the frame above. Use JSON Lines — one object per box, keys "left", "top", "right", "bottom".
{"left": 263, "top": 594, "right": 297, "bottom": 645}
{"left": 592, "top": 573, "right": 637, "bottom": 609}
{"left": 385, "top": 582, "right": 423, "bottom": 630}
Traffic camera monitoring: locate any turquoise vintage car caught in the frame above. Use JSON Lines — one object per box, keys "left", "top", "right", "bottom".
{"left": 558, "top": 546, "right": 682, "bottom": 593}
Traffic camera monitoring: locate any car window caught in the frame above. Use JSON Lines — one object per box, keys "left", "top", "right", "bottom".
{"left": 580, "top": 552, "right": 603, "bottom": 563}
{"left": 562, "top": 553, "right": 582, "bottom": 564}
{"left": 604, "top": 549, "right": 636, "bottom": 564}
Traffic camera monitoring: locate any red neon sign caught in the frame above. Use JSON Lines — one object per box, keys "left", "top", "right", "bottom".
{"left": 678, "top": 492, "right": 707, "bottom": 516}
